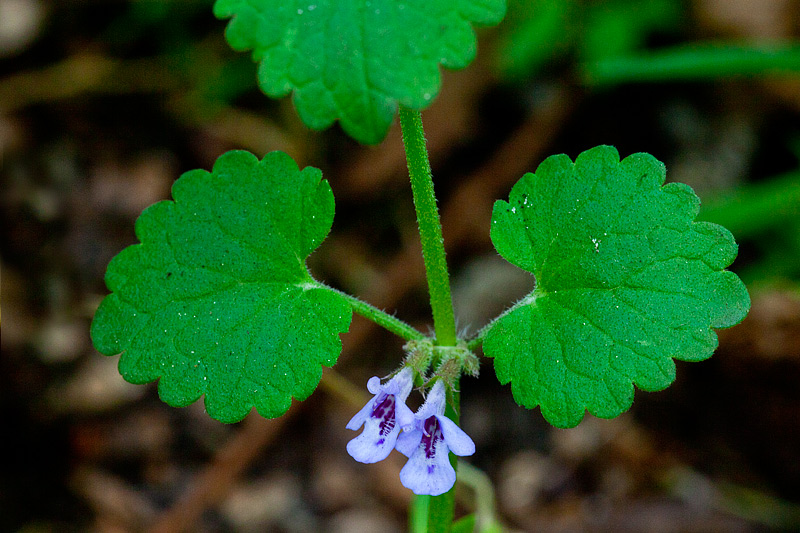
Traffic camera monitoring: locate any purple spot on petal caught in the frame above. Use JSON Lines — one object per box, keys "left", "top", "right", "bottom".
{"left": 427, "top": 465, "right": 434, "bottom": 474}
{"left": 377, "top": 438, "right": 385, "bottom": 445}
{"left": 371, "top": 393, "right": 397, "bottom": 436}
{"left": 421, "top": 416, "right": 443, "bottom": 459}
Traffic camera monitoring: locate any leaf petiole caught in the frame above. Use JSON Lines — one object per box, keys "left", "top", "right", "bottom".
{"left": 316, "top": 282, "right": 427, "bottom": 342}
{"left": 467, "top": 292, "right": 537, "bottom": 351}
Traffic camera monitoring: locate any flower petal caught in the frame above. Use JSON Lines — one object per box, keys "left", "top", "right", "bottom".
{"left": 399, "top": 440, "right": 456, "bottom": 496}
{"left": 395, "top": 400, "right": 416, "bottom": 429}
{"left": 415, "top": 380, "right": 446, "bottom": 420}
{"left": 345, "top": 398, "right": 374, "bottom": 431}
{"left": 345, "top": 368, "right": 417, "bottom": 465}
{"left": 366, "top": 376, "right": 382, "bottom": 395}
{"left": 436, "top": 415, "right": 475, "bottom": 456}
{"left": 385, "top": 367, "right": 414, "bottom": 398}
{"left": 395, "top": 427, "right": 422, "bottom": 457}
{"left": 346, "top": 417, "right": 400, "bottom": 463}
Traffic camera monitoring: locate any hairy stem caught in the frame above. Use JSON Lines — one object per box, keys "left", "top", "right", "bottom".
{"left": 318, "top": 283, "right": 426, "bottom": 342}
{"left": 467, "top": 291, "right": 537, "bottom": 350}
{"left": 398, "top": 106, "right": 457, "bottom": 347}
{"left": 399, "top": 106, "right": 462, "bottom": 531}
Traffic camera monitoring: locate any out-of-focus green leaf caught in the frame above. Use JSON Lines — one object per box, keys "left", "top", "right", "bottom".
{"left": 496, "top": 0, "right": 680, "bottom": 81}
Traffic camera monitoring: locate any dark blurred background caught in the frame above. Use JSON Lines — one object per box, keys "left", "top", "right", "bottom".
{"left": 2, "top": 0, "right": 800, "bottom": 531}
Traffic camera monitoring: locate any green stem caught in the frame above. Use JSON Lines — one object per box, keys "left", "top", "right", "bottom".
{"left": 399, "top": 106, "right": 459, "bottom": 532}
{"left": 399, "top": 106, "right": 457, "bottom": 347}
{"left": 456, "top": 461, "right": 500, "bottom": 532}
{"left": 409, "top": 495, "right": 431, "bottom": 533}
{"left": 466, "top": 335, "right": 484, "bottom": 352}
{"left": 467, "top": 292, "right": 537, "bottom": 351}
{"left": 317, "top": 282, "right": 426, "bottom": 342}
{"left": 425, "top": 490, "right": 456, "bottom": 533}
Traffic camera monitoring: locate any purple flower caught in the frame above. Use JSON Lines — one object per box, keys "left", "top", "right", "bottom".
{"left": 395, "top": 380, "right": 475, "bottom": 496}
{"left": 346, "top": 368, "right": 415, "bottom": 463}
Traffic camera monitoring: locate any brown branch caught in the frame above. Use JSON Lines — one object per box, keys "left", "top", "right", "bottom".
{"left": 149, "top": 410, "right": 292, "bottom": 533}
{"left": 0, "top": 53, "right": 300, "bottom": 158}
{"left": 0, "top": 54, "right": 177, "bottom": 113}
{"left": 442, "top": 87, "right": 580, "bottom": 248}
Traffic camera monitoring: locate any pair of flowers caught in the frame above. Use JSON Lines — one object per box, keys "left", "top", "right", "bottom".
{"left": 345, "top": 368, "right": 475, "bottom": 496}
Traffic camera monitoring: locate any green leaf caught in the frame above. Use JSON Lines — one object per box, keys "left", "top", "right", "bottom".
{"left": 90, "top": 150, "right": 352, "bottom": 423}
{"left": 213, "top": 0, "right": 506, "bottom": 144}
{"left": 483, "top": 145, "right": 750, "bottom": 428}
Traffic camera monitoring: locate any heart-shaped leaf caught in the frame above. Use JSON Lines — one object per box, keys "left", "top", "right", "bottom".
{"left": 91, "top": 150, "right": 352, "bottom": 423}
{"left": 483, "top": 145, "right": 750, "bottom": 428}
{"left": 213, "top": 0, "right": 506, "bottom": 144}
